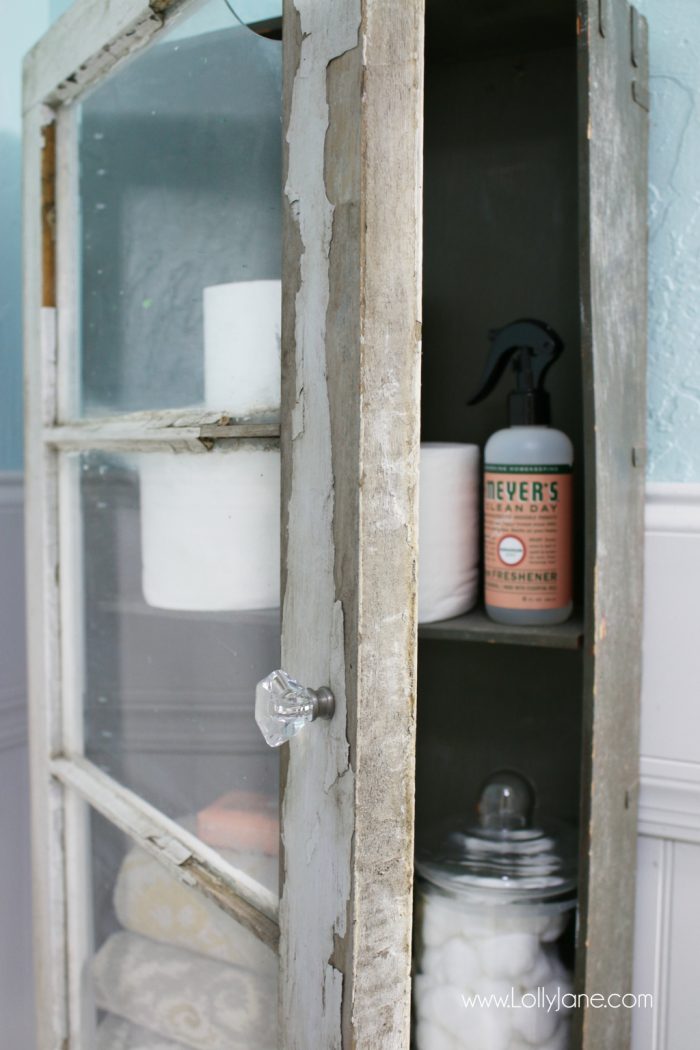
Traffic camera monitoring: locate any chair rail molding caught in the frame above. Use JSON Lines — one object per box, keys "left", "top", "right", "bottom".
{"left": 640, "top": 481, "right": 700, "bottom": 802}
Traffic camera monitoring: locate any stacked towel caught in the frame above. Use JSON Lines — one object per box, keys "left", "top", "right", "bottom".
{"left": 92, "top": 796, "right": 280, "bottom": 1050}
{"left": 114, "top": 844, "right": 277, "bottom": 973}
{"left": 92, "top": 932, "right": 277, "bottom": 1050}
{"left": 96, "top": 1015, "right": 189, "bottom": 1050}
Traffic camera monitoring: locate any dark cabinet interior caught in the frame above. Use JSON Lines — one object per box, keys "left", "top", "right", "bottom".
{"left": 414, "top": 2, "right": 646, "bottom": 1046}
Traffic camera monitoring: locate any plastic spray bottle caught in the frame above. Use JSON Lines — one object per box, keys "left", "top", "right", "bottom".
{"left": 468, "top": 319, "right": 573, "bottom": 626}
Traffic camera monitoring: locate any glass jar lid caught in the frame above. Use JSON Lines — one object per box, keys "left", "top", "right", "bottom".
{"left": 416, "top": 770, "right": 578, "bottom": 903}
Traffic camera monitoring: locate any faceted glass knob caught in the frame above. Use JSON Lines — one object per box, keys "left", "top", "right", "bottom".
{"left": 255, "top": 669, "right": 335, "bottom": 748}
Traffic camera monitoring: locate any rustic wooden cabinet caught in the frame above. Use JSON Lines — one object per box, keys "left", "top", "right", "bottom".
{"left": 23, "top": 0, "right": 646, "bottom": 1047}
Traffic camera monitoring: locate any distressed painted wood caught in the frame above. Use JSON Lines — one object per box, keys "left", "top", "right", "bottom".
{"left": 280, "top": 0, "right": 423, "bottom": 1046}
{"left": 577, "top": 0, "right": 648, "bottom": 1046}
{"left": 44, "top": 417, "right": 280, "bottom": 452}
{"left": 22, "top": 0, "right": 171, "bottom": 113}
{"left": 23, "top": 103, "right": 68, "bottom": 1050}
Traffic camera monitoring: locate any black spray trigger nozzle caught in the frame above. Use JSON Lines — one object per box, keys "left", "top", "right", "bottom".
{"left": 468, "top": 319, "right": 564, "bottom": 426}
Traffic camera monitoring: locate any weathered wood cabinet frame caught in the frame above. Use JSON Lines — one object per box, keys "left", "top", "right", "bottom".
{"left": 23, "top": 0, "right": 646, "bottom": 1047}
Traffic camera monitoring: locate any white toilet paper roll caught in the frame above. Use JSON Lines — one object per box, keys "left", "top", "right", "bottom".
{"left": 140, "top": 448, "right": 280, "bottom": 611}
{"left": 419, "top": 443, "right": 480, "bottom": 623}
{"left": 204, "top": 280, "right": 281, "bottom": 418}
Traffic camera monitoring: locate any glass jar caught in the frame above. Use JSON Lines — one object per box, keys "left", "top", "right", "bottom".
{"left": 414, "top": 771, "right": 577, "bottom": 1050}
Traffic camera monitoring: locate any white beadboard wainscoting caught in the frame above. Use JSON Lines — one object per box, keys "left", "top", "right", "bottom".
{"left": 1, "top": 476, "right": 699, "bottom": 1049}
{"left": 0, "top": 473, "right": 35, "bottom": 1049}
{"left": 633, "top": 484, "right": 700, "bottom": 1050}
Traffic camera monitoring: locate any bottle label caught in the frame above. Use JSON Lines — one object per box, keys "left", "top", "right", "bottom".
{"left": 483, "top": 464, "right": 573, "bottom": 611}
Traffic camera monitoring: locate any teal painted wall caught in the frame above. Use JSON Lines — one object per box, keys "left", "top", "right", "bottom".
{"left": 2, "top": 1, "right": 699, "bottom": 478}
{"left": 634, "top": 0, "right": 700, "bottom": 481}
{"left": 0, "top": 2, "right": 50, "bottom": 471}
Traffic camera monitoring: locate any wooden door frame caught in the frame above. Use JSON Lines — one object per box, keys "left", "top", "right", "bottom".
{"left": 24, "top": 4, "right": 284, "bottom": 1047}
{"left": 279, "top": 1, "right": 423, "bottom": 1046}
{"left": 576, "top": 1, "right": 648, "bottom": 1046}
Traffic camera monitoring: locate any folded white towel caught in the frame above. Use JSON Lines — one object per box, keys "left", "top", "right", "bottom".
{"left": 92, "top": 932, "right": 277, "bottom": 1050}
{"left": 96, "top": 1014, "right": 188, "bottom": 1050}
{"left": 114, "top": 843, "right": 277, "bottom": 973}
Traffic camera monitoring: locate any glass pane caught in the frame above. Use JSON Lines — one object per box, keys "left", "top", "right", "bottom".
{"left": 83, "top": 807, "right": 278, "bottom": 1048}
{"left": 74, "top": 0, "right": 282, "bottom": 420}
{"left": 67, "top": 449, "right": 280, "bottom": 834}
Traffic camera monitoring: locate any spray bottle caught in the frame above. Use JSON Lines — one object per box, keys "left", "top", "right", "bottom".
{"left": 468, "top": 319, "right": 573, "bottom": 626}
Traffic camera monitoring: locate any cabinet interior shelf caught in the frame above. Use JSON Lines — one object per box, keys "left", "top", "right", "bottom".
{"left": 418, "top": 608, "right": 584, "bottom": 650}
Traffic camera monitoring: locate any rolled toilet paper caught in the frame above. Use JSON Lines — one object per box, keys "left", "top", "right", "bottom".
{"left": 140, "top": 448, "right": 280, "bottom": 611}
{"left": 204, "top": 280, "right": 281, "bottom": 419}
{"left": 419, "top": 443, "right": 480, "bottom": 623}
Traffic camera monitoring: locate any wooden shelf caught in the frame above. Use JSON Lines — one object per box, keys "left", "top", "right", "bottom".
{"left": 418, "top": 608, "right": 584, "bottom": 650}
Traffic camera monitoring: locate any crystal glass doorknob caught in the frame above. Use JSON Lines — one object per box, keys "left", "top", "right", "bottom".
{"left": 255, "top": 669, "right": 335, "bottom": 748}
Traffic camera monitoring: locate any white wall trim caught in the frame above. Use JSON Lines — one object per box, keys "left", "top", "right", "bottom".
{"left": 639, "top": 757, "right": 700, "bottom": 844}
{"left": 645, "top": 481, "right": 700, "bottom": 534}
{"left": 639, "top": 481, "right": 700, "bottom": 847}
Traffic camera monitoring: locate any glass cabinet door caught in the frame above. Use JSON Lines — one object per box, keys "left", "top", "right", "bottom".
{"left": 24, "top": 1, "right": 424, "bottom": 1048}
{"left": 25, "top": 3, "right": 287, "bottom": 1048}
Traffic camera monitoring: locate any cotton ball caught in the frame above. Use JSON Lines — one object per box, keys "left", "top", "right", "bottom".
{"left": 414, "top": 1019, "right": 462, "bottom": 1050}
{"left": 539, "top": 1018, "right": 571, "bottom": 1050}
{"left": 455, "top": 909, "right": 500, "bottom": 940}
{"left": 427, "top": 900, "right": 494, "bottom": 945}
{"left": 479, "top": 933, "right": 540, "bottom": 980}
{"left": 419, "top": 984, "right": 468, "bottom": 1040}
{"left": 420, "top": 983, "right": 512, "bottom": 1049}
{"left": 507, "top": 912, "right": 551, "bottom": 937}
{"left": 458, "top": 995, "right": 513, "bottom": 1050}
{"left": 540, "top": 911, "right": 569, "bottom": 943}
{"left": 544, "top": 975, "right": 574, "bottom": 1016}
{"left": 438, "top": 937, "right": 483, "bottom": 988}
{"left": 422, "top": 901, "right": 458, "bottom": 949}
{"left": 472, "top": 977, "right": 514, "bottom": 1002}
{"left": 519, "top": 947, "right": 557, "bottom": 990}
{"left": 511, "top": 999, "right": 560, "bottom": 1045}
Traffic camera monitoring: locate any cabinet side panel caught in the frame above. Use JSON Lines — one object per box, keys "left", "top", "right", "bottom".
{"left": 349, "top": 1, "right": 423, "bottom": 1045}
{"left": 280, "top": 0, "right": 423, "bottom": 1046}
{"left": 577, "top": 0, "right": 648, "bottom": 1046}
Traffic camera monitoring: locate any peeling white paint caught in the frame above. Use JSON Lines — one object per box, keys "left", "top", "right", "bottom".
{"left": 281, "top": 2, "right": 360, "bottom": 1047}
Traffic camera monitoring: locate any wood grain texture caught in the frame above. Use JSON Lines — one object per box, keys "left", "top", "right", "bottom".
{"left": 347, "top": 2, "right": 423, "bottom": 1044}
{"left": 577, "top": 1, "right": 648, "bottom": 1046}
{"left": 280, "top": 0, "right": 423, "bottom": 1045}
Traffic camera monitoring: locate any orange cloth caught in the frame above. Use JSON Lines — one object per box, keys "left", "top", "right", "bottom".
{"left": 196, "top": 790, "right": 279, "bottom": 856}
